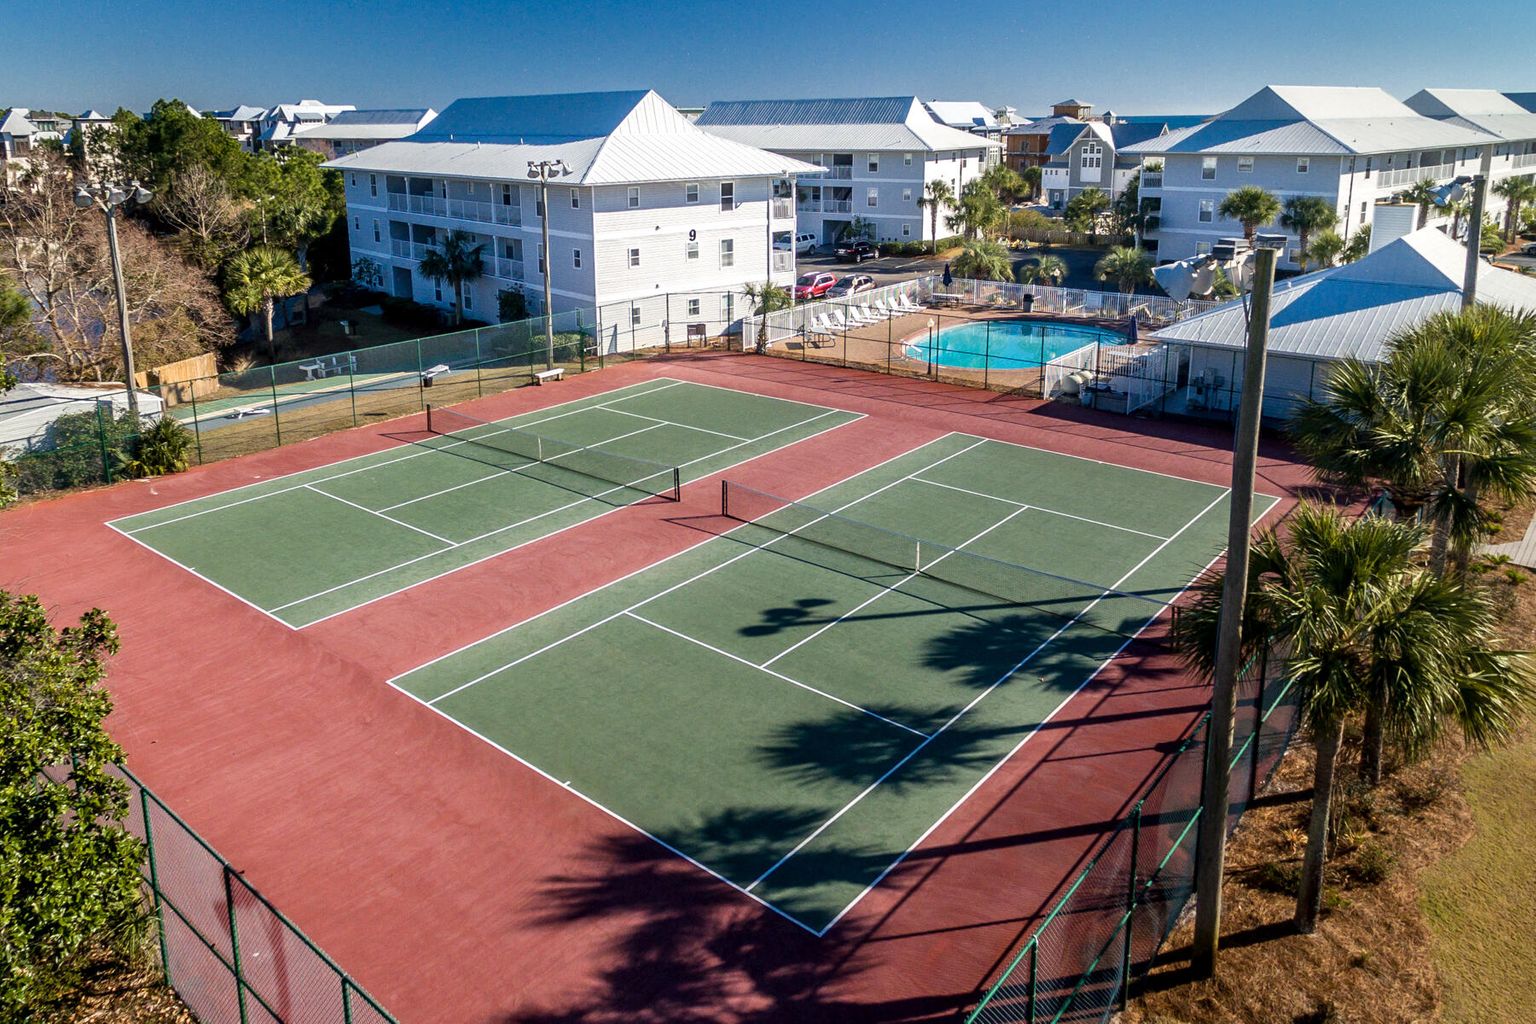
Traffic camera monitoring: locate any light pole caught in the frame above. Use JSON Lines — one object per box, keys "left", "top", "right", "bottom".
{"left": 75, "top": 180, "right": 153, "bottom": 420}
{"left": 527, "top": 158, "right": 572, "bottom": 369}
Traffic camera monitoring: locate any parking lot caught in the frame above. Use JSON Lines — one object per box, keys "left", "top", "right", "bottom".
{"left": 795, "top": 251, "right": 951, "bottom": 289}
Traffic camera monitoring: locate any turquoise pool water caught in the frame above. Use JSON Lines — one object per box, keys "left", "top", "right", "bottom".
{"left": 904, "top": 319, "right": 1127, "bottom": 370}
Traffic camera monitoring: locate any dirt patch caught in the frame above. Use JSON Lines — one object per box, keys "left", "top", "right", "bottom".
{"left": 40, "top": 942, "right": 193, "bottom": 1024}
{"left": 1123, "top": 735, "right": 1472, "bottom": 1024}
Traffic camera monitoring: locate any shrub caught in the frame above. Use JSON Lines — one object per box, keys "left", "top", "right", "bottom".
{"left": 497, "top": 288, "right": 529, "bottom": 324}
{"left": 120, "top": 416, "right": 195, "bottom": 478}
{"left": 11, "top": 409, "right": 139, "bottom": 493}
{"left": 379, "top": 295, "right": 445, "bottom": 330}
{"left": 1349, "top": 840, "right": 1394, "bottom": 885}
{"left": 1251, "top": 859, "right": 1303, "bottom": 895}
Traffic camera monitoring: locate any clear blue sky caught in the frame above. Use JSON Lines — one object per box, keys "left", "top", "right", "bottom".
{"left": 5, "top": 0, "right": 1532, "bottom": 117}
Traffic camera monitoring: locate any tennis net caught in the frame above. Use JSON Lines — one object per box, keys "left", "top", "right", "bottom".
{"left": 720, "top": 479, "right": 1173, "bottom": 641}
{"left": 426, "top": 404, "right": 682, "bottom": 501}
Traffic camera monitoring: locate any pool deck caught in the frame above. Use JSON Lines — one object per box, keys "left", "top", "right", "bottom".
{"left": 774, "top": 305, "right": 1159, "bottom": 394}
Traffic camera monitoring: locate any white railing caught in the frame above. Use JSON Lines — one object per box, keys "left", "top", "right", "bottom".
{"left": 772, "top": 197, "right": 794, "bottom": 220}
{"left": 820, "top": 167, "right": 853, "bottom": 179}
{"left": 386, "top": 193, "right": 449, "bottom": 217}
{"left": 796, "top": 201, "right": 821, "bottom": 213}
{"left": 1140, "top": 173, "right": 1163, "bottom": 189}
{"left": 389, "top": 239, "right": 411, "bottom": 258}
{"left": 824, "top": 200, "right": 852, "bottom": 213}
{"left": 494, "top": 205, "right": 522, "bottom": 226}
{"left": 493, "top": 257, "right": 524, "bottom": 281}
{"left": 446, "top": 197, "right": 495, "bottom": 223}
{"left": 1377, "top": 162, "right": 1454, "bottom": 188}
{"left": 771, "top": 251, "right": 794, "bottom": 273}
{"left": 1511, "top": 152, "right": 1536, "bottom": 169}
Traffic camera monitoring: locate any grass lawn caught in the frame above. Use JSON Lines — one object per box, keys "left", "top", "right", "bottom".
{"left": 1421, "top": 726, "right": 1536, "bottom": 1023}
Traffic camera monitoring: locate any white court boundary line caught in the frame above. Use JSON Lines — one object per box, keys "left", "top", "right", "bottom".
{"left": 910, "top": 477, "right": 1171, "bottom": 541}
{"left": 746, "top": 485, "right": 1234, "bottom": 915}
{"left": 383, "top": 435, "right": 1276, "bottom": 933}
{"left": 276, "top": 406, "right": 857, "bottom": 626}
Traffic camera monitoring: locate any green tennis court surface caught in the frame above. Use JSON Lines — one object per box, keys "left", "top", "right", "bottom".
{"left": 109, "top": 379, "right": 860, "bottom": 627}
{"left": 393, "top": 434, "right": 1279, "bottom": 933}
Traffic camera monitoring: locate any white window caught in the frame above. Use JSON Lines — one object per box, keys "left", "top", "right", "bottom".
{"left": 627, "top": 186, "right": 640, "bottom": 209}
{"left": 630, "top": 304, "right": 642, "bottom": 328}
{"left": 627, "top": 247, "right": 640, "bottom": 268}
{"left": 720, "top": 182, "right": 735, "bottom": 211}
{"left": 535, "top": 196, "right": 544, "bottom": 217}
{"left": 434, "top": 282, "right": 443, "bottom": 301}
{"left": 902, "top": 188, "right": 912, "bottom": 202}
{"left": 537, "top": 242, "right": 545, "bottom": 274}
{"left": 1289, "top": 247, "right": 1302, "bottom": 263}
{"left": 1081, "top": 143, "right": 1102, "bottom": 170}
{"left": 1201, "top": 156, "right": 1217, "bottom": 180}
{"left": 1360, "top": 201, "right": 1368, "bottom": 223}
{"left": 569, "top": 188, "right": 580, "bottom": 208}
{"left": 867, "top": 188, "right": 878, "bottom": 208}
{"left": 868, "top": 154, "right": 879, "bottom": 173}
{"left": 573, "top": 249, "right": 582, "bottom": 269}
{"left": 719, "top": 238, "right": 735, "bottom": 267}
{"left": 500, "top": 183, "right": 517, "bottom": 207}
{"left": 439, "top": 180, "right": 447, "bottom": 198}
{"left": 1363, "top": 157, "right": 1373, "bottom": 179}
{"left": 1195, "top": 241, "right": 1211, "bottom": 255}
{"left": 1297, "top": 156, "right": 1310, "bottom": 174}
{"left": 369, "top": 174, "right": 377, "bottom": 197}
{"left": 903, "top": 152, "right": 913, "bottom": 166}
{"left": 1237, "top": 156, "right": 1254, "bottom": 173}
{"left": 685, "top": 240, "right": 699, "bottom": 260}
{"left": 463, "top": 288, "right": 473, "bottom": 310}
{"left": 1199, "top": 199, "right": 1214, "bottom": 223}
{"left": 371, "top": 219, "right": 379, "bottom": 242}
{"left": 349, "top": 173, "right": 356, "bottom": 187}
{"left": 687, "top": 298, "right": 700, "bottom": 317}
{"left": 686, "top": 182, "right": 699, "bottom": 204}
{"left": 352, "top": 215, "right": 359, "bottom": 231}
{"left": 723, "top": 293, "right": 734, "bottom": 320}
{"left": 902, "top": 223, "right": 911, "bottom": 237}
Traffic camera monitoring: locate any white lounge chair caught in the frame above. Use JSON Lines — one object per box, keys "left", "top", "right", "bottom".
{"left": 858, "top": 304, "right": 888, "bottom": 323}
{"left": 825, "top": 308, "right": 853, "bottom": 331}
{"left": 894, "top": 294, "right": 923, "bottom": 314}
{"left": 840, "top": 306, "right": 876, "bottom": 327}
{"left": 874, "top": 298, "right": 903, "bottom": 319}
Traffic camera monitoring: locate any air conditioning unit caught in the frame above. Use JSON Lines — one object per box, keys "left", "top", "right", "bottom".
{"left": 1254, "top": 232, "right": 1288, "bottom": 251}
{"left": 1211, "top": 237, "right": 1250, "bottom": 261}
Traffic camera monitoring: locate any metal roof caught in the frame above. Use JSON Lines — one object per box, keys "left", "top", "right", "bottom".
{"left": 326, "top": 90, "right": 821, "bottom": 185}
{"left": 209, "top": 105, "right": 267, "bottom": 122}
{"left": 1404, "top": 88, "right": 1536, "bottom": 142}
{"left": 924, "top": 100, "right": 998, "bottom": 130}
{"left": 0, "top": 109, "right": 37, "bottom": 136}
{"left": 329, "top": 108, "right": 435, "bottom": 126}
{"left": 293, "top": 109, "right": 437, "bottom": 141}
{"left": 696, "top": 96, "right": 1000, "bottom": 152}
{"left": 1149, "top": 228, "right": 1536, "bottom": 361}
{"left": 1004, "top": 116, "right": 1081, "bottom": 137}
{"left": 1109, "top": 121, "right": 1168, "bottom": 149}
{"left": 1507, "top": 93, "right": 1536, "bottom": 114}
{"left": 1123, "top": 85, "right": 1497, "bottom": 157}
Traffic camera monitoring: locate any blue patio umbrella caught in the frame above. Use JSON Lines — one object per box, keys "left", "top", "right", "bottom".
{"left": 1128, "top": 316, "right": 1139, "bottom": 344}
{"left": 942, "top": 262, "right": 953, "bottom": 288}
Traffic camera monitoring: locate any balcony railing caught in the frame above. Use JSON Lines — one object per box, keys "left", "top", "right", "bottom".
{"left": 389, "top": 239, "right": 411, "bottom": 258}
{"left": 1140, "top": 173, "right": 1163, "bottom": 189}
{"left": 823, "top": 200, "right": 852, "bottom": 213}
{"left": 771, "top": 197, "right": 793, "bottom": 220}
{"left": 494, "top": 204, "right": 522, "bottom": 226}
{"left": 1511, "top": 152, "right": 1536, "bottom": 169}
{"left": 819, "top": 166, "right": 853, "bottom": 179}
{"left": 796, "top": 201, "right": 821, "bottom": 213}
{"left": 446, "top": 197, "right": 495, "bottom": 223}
{"left": 386, "top": 192, "right": 448, "bottom": 217}
{"left": 493, "top": 257, "right": 524, "bottom": 281}
{"left": 771, "top": 251, "right": 794, "bottom": 273}
{"left": 1377, "top": 162, "right": 1454, "bottom": 189}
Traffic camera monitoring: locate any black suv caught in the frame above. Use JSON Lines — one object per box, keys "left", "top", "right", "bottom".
{"left": 834, "top": 239, "right": 880, "bottom": 262}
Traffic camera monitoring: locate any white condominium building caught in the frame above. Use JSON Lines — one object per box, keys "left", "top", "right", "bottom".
{"left": 327, "top": 90, "right": 816, "bottom": 327}
{"left": 1124, "top": 86, "right": 1498, "bottom": 268}
{"left": 695, "top": 97, "right": 1000, "bottom": 246}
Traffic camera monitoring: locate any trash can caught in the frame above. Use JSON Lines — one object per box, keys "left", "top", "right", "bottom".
{"left": 1021, "top": 294, "right": 1035, "bottom": 313}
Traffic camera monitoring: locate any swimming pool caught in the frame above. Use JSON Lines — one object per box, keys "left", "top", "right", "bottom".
{"left": 904, "top": 319, "right": 1127, "bottom": 371}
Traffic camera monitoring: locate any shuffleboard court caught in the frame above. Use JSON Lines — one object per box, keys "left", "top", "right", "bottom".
{"left": 391, "top": 433, "right": 1280, "bottom": 933}
{"left": 108, "top": 378, "right": 861, "bottom": 627}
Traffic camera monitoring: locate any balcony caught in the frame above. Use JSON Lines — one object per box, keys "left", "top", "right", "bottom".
{"left": 819, "top": 166, "right": 853, "bottom": 180}
{"left": 1511, "top": 152, "right": 1536, "bottom": 170}
{"left": 446, "top": 197, "right": 495, "bottom": 223}
{"left": 493, "top": 257, "right": 524, "bottom": 282}
{"left": 771, "top": 197, "right": 793, "bottom": 220}
{"left": 494, "top": 204, "right": 522, "bottom": 226}
{"left": 823, "top": 200, "right": 852, "bottom": 213}
{"left": 771, "top": 251, "right": 794, "bottom": 273}
{"left": 796, "top": 201, "right": 821, "bottom": 213}
{"left": 1140, "top": 172, "right": 1163, "bottom": 189}
{"left": 389, "top": 239, "right": 411, "bottom": 258}
{"left": 386, "top": 192, "right": 448, "bottom": 217}
{"left": 1376, "top": 162, "right": 1454, "bottom": 189}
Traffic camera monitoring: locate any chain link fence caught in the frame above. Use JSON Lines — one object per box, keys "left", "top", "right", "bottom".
{"left": 114, "top": 764, "right": 397, "bottom": 1024}
{"left": 966, "top": 647, "right": 1300, "bottom": 1024}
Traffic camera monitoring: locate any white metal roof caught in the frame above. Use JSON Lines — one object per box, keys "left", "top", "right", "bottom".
{"left": 1123, "top": 85, "right": 1497, "bottom": 157}
{"left": 292, "top": 109, "right": 437, "bottom": 141}
{"left": 326, "top": 90, "right": 820, "bottom": 185}
{"left": 1149, "top": 227, "right": 1536, "bottom": 362}
{"left": 925, "top": 100, "right": 999, "bottom": 131}
{"left": 1404, "top": 88, "right": 1536, "bottom": 142}
{"left": 0, "top": 108, "right": 37, "bottom": 136}
{"left": 696, "top": 96, "right": 1001, "bottom": 153}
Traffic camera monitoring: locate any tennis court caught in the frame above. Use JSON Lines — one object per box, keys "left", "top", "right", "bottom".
{"left": 392, "top": 432, "right": 1279, "bottom": 934}
{"left": 108, "top": 378, "right": 861, "bottom": 627}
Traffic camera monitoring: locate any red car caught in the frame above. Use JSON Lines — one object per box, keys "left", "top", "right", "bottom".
{"left": 793, "top": 271, "right": 837, "bottom": 300}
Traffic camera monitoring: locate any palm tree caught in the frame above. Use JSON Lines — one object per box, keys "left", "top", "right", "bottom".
{"left": 1305, "top": 229, "right": 1347, "bottom": 270}
{"left": 1018, "top": 165, "right": 1043, "bottom": 202}
{"left": 742, "top": 280, "right": 791, "bottom": 354}
{"left": 946, "top": 181, "right": 1006, "bottom": 241}
{"left": 1064, "top": 188, "right": 1110, "bottom": 242}
{"left": 978, "top": 164, "right": 1028, "bottom": 206}
{"left": 918, "top": 180, "right": 956, "bottom": 255}
{"left": 1093, "top": 246, "right": 1153, "bottom": 293}
{"left": 223, "top": 246, "right": 311, "bottom": 363}
{"left": 1340, "top": 225, "right": 1372, "bottom": 264}
{"left": 1493, "top": 177, "right": 1536, "bottom": 244}
{"left": 1016, "top": 254, "right": 1067, "bottom": 287}
{"left": 1173, "top": 503, "right": 1534, "bottom": 933}
{"left": 418, "top": 229, "right": 487, "bottom": 326}
{"left": 1218, "top": 185, "right": 1282, "bottom": 243}
{"left": 1400, "top": 179, "right": 1439, "bottom": 230}
{"left": 951, "top": 239, "right": 1013, "bottom": 281}
{"left": 1280, "top": 196, "right": 1339, "bottom": 272}
{"left": 1290, "top": 306, "right": 1536, "bottom": 577}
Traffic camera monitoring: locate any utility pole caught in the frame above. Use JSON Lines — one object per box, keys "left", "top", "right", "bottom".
{"left": 1192, "top": 244, "right": 1278, "bottom": 978}
{"left": 75, "top": 181, "right": 153, "bottom": 420}
{"left": 527, "top": 159, "right": 571, "bottom": 369}
{"left": 1461, "top": 147, "right": 1494, "bottom": 311}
